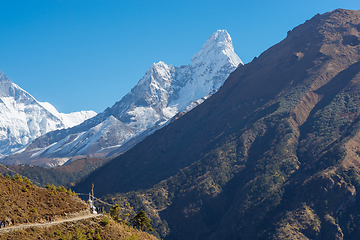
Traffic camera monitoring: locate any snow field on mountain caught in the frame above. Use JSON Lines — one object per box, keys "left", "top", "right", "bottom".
{"left": 126, "top": 107, "right": 161, "bottom": 132}
{"left": 0, "top": 71, "right": 97, "bottom": 156}
{"left": 2, "top": 30, "right": 243, "bottom": 165}
{"left": 38, "top": 101, "right": 97, "bottom": 128}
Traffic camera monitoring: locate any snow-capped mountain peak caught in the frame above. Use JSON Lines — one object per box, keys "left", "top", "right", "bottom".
{"left": 3, "top": 30, "right": 242, "bottom": 166}
{"left": 0, "top": 70, "right": 8, "bottom": 78}
{"left": 167, "top": 30, "right": 243, "bottom": 111}
{"left": 0, "top": 71, "right": 97, "bottom": 156}
{"left": 0, "top": 70, "right": 7, "bottom": 81}
{"left": 191, "top": 30, "right": 242, "bottom": 67}
{"left": 112, "top": 29, "right": 243, "bottom": 132}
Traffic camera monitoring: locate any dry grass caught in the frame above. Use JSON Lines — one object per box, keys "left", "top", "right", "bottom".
{"left": 0, "top": 175, "right": 156, "bottom": 239}
{"left": 0, "top": 175, "right": 87, "bottom": 225}
{"left": 0, "top": 215, "right": 157, "bottom": 240}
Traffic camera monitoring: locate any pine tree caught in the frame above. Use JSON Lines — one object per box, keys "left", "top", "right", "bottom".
{"left": 131, "top": 209, "right": 153, "bottom": 232}
{"left": 110, "top": 204, "right": 121, "bottom": 222}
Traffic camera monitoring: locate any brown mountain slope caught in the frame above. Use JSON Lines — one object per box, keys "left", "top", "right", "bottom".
{"left": 0, "top": 175, "right": 156, "bottom": 240}
{"left": 0, "top": 174, "right": 88, "bottom": 226}
{"left": 0, "top": 216, "right": 157, "bottom": 240}
{"left": 75, "top": 9, "right": 360, "bottom": 239}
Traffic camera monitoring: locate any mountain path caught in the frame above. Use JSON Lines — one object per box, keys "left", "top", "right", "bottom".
{"left": 0, "top": 213, "right": 103, "bottom": 233}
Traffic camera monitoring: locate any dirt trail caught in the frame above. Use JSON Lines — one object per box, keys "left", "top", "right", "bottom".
{"left": 0, "top": 213, "right": 102, "bottom": 233}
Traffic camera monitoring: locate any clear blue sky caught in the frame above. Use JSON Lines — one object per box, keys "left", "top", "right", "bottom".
{"left": 0, "top": 0, "right": 359, "bottom": 113}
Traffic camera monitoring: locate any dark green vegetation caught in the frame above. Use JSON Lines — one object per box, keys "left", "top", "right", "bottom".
{"left": 109, "top": 204, "right": 153, "bottom": 232}
{"left": 132, "top": 209, "right": 153, "bottom": 232}
{"left": 0, "top": 157, "right": 108, "bottom": 187}
{"left": 74, "top": 9, "right": 360, "bottom": 239}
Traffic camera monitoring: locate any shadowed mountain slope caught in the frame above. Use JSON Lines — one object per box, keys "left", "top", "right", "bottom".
{"left": 75, "top": 9, "right": 360, "bottom": 239}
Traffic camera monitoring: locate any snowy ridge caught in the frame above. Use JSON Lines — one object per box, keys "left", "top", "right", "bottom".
{"left": 0, "top": 71, "right": 97, "bottom": 156}
{"left": 31, "top": 116, "right": 134, "bottom": 157}
{"left": 116, "top": 30, "right": 242, "bottom": 132}
{"left": 4, "top": 30, "right": 242, "bottom": 166}
{"left": 38, "top": 101, "right": 96, "bottom": 128}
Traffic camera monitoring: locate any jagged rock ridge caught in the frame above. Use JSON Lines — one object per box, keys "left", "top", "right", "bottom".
{"left": 4, "top": 30, "right": 242, "bottom": 166}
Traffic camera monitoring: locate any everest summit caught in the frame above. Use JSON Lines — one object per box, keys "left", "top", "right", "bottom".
{"left": 3, "top": 30, "right": 242, "bottom": 166}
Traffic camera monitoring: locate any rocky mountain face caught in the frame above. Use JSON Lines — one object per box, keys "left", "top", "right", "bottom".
{"left": 74, "top": 9, "right": 360, "bottom": 240}
{"left": 0, "top": 71, "right": 96, "bottom": 158}
{"left": 4, "top": 30, "right": 242, "bottom": 166}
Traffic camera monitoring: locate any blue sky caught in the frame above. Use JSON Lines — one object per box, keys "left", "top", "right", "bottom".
{"left": 0, "top": 1, "right": 359, "bottom": 113}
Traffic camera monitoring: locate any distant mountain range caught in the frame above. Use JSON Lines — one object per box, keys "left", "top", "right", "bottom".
{"left": 74, "top": 9, "right": 360, "bottom": 240}
{"left": 0, "top": 71, "right": 96, "bottom": 160}
{"left": 1, "top": 30, "right": 242, "bottom": 167}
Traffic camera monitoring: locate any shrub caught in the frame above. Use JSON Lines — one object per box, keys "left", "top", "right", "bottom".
{"left": 23, "top": 177, "right": 33, "bottom": 186}
{"left": 126, "top": 234, "right": 139, "bottom": 240}
{"left": 22, "top": 186, "right": 28, "bottom": 192}
{"left": 87, "top": 232, "right": 93, "bottom": 239}
{"left": 101, "top": 216, "right": 110, "bottom": 226}
{"left": 110, "top": 204, "right": 121, "bottom": 221}
{"left": 67, "top": 188, "right": 76, "bottom": 196}
{"left": 94, "top": 232, "right": 102, "bottom": 240}
{"left": 87, "top": 229, "right": 95, "bottom": 235}
{"left": 73, "top": 227, "right": 87, "bottom": 240}
{"left": 57, "top": 185, "right": 67, "bottom": 193}
{"left": 12, "top": 173, "right": 23, "bottom": 181}
{"left": 5, "top": 174, "right": 11, "bottom": 179}
{"left": 31, "top": 208, "right": 37, "bottom": 213}
{"left": 60, "top": 232, "right": 72, "bottom": 240}
{"left": 45, "top": 183, "right": 57, "bottom": 191}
